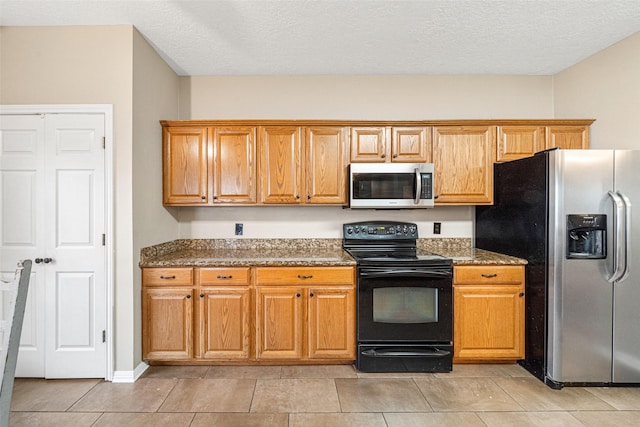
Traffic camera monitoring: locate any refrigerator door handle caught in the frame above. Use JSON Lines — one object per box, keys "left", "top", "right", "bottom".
{"left": 617, "top": 191, "right": 632, "bottom": 283}
{"left": 608, "top": 191, "right": 626, "bottom": 283}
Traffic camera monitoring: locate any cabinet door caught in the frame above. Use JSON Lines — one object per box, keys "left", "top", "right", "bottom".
{"left": 453, "top": 285, "right": 524, "bottom": 360}
{"left": 432, "top": 126, "right": 496, "bottom": 204}
{"left": 308, "top": 287, "right": 355, "bottom": 359}
{"left": 163, "top": 126, "right": 209, "bottom": 205}
{"left": 142, "top": 288, "right": 194, "bottom": 360}
{"left": 546, "top": 125, "right": 589, "bottom": 150}
{"left": 391, "top": 127, "right": 431, "bottom": 162}
{"left": 305, "top": 127, "right": 349, "bottom": 204}
{"left": 255, "top": 287, "right": 304, "bottom": 359}
{"left": 496, "top": 126, "right": 545, "bottom": 162}
{"left": 212, "top": 127, "right": 257, "bottom": 204}
{"left": 350, "top": 127, "right": 388, "bottom": 162}
{"left": 198, "top": 287, "right": 251, "bottom": 360}
{"left": 259, "top": 127, "right": 303, "bottom": 204}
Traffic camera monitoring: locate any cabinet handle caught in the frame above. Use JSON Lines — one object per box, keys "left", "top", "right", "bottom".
{"left": 481, "top": 273, "right": 498, "bottom": 278}
{"left": 160, "top": 275, "right": 176, "bottom": 280}
{"left": 186, "top": 294, "right": 191, "bottom": 299}
{"left": 200, "top": 293, "right": 205, "bottom": 298}
{"left": 297, "top": 275, "right": 313, "bottom": 279}
{"left": 296, "top": 293, "right": 301, "bottom": 297}
{"left": 216, "top": 275, "right": 233, "bottom": 279}
{"left": 310, "top": 292, "right": 315, "bottom": 297}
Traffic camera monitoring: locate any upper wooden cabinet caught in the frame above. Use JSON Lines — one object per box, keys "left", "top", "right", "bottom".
{"left": 432, "top": 126, "right": 496, "bottom": 205}
{"left": 212, "top": 127, "right": 257, "bottom": 204}
{"left": 350, "top": 126, "right": 431, "bottom": 163}
{"left": 496, "top": 125, "right": 545, "bottom": 162}
{"left": 163, "top": 126, "right": 209, "bottom": 205}
{"left": 546, "top": 125, "right": 590, "bottom": 150}
{"left": 259, "top": 126, "right": 349, "bottom": 205}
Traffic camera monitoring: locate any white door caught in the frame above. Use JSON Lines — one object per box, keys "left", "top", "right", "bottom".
{"left": 0, "top": 113, "right": 107, "bottom": 378}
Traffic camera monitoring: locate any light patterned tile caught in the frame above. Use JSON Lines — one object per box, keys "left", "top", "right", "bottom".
{"left": 11, "top": 379, "right": 101, "bottom": 411}
{"left": 585, "top": 386, "right": 640, "bottom": 409}
{"left": 141, "top": 365, "right": 209, "bottom": 379}
{"left": 206, "top": 365, "right": 283, "bottom": 379}
{"left": 414, "top": 377, "right": 522, "bottom": 411}
{"left": 251, "top": 379, "right": 340, "bottom": 413}
{"left": 92, "top": 412, "right": 195, "bottom": 426}
{"left": 9, "top": 412, "right": 101, "bottom": 427}
{"left": 281, "top": 364, "right": 357, "bottom": 378}
{"left": 290, "top": 413, "right": 387, "bottom": 427}
{"left": 436, "top": 363, "right": 529, "bottom": 378}
{"left": 384, "top": 412, "right": 486, "bottom": 427}
{"left": 69, "top": 378, "right": 177, "bottom": 412}
{"left": 570, "top": 410, "right": 640, "bottom": 427}
{"left": 493, "top": 377, "right": 616, "bottom": 411}
{"left": 336, "top": 378, "right": 431, "bottom": 412}
{"left": 478, "top": 411, "right": 585, "bottom": 427}
{"left": 191, "top": 413, "right": 289, "bottom": 426}
{"left": 159, "top": 378, "right": 255, "bottom": 412}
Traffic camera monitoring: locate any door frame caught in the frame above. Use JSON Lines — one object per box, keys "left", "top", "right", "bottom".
{"left": 0, "top": 104, "right": 114, "bottom": 381}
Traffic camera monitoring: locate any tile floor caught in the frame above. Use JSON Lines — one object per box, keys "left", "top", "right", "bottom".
{"left": 9, "top": 363, "right": 640, "bottom": 426}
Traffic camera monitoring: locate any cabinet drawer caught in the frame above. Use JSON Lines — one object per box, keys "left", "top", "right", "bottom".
{"left": 198, "top": 267, "right": 251, "bottom": 285}
{"left": 142, "top": 268, "right": 193, "bottom": 286}
{"left": 454, "top": 265, "right": 523, "bottom": 285}
{"left": 255, "top": 267, "right": 354, "bottom": 285}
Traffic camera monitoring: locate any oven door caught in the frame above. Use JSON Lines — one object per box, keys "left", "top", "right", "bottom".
{"left": 357, "top": 265, "right": 452, "bottom": 343}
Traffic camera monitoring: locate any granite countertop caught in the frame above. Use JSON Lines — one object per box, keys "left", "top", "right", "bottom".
{"left": 140, "top": 239, "right": 527, "bottom": 268}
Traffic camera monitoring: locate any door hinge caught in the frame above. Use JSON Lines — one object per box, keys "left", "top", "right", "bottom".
{"left": 102, "top": 136, "right": 106, "bottom": 149}
{"left": 102, "top": 330, "right": 106, "bottom": 343}
{"left": 102, "top": 234, "right": 106, "bottom": 246}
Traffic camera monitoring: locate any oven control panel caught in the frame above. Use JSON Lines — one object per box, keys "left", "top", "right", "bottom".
{"left": 343, "top": 221, "right": 418, "bottom": 239}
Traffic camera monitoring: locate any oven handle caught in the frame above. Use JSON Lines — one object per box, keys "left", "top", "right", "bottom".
{"left": 361, "top": 347, "right": 451, "bottom": 358}
{"left": 359, "top": 268, "right": 452, "bottom": 279}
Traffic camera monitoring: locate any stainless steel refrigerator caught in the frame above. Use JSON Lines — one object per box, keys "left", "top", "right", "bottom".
{"left": 476, "top": 149, "right": 640, "bottom": 388}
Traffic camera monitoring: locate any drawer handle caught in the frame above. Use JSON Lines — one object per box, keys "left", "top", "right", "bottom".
{"left": 481, "top": 273, "right": 498, "bottom": 278}
{"left": 217, "top": 275, "right": 233, "bottom": 279}
{"left": 297, "top": 275, "right": 313, "bottom": 279}
{"left": 160, "top": 275, "right": 176, "bottom": 280}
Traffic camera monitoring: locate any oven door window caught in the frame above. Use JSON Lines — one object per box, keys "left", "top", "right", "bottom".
{"left": 373, "top": 287, "right": 437, "bottom": 323}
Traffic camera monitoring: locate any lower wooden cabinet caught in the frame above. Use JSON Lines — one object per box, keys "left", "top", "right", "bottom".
{"left": 453, "top": 265, "right": 525, "bottom": 362}
{"left": 255, "top": 267, "right": 356, "bottom": 361}
{"left": 142, "top": 265, "right": 355, "bottom": 364}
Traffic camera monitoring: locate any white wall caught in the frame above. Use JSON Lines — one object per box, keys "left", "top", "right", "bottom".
{"left": 554, "top": 32, "right": 640, "bottom": 149}
{"left": 179, "top": 75, "right": 555, "bottom": 239}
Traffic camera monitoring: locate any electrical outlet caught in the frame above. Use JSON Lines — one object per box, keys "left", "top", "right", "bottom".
{"left": 433, "top": 222, "right": 441, "bottom": 235}
{"left": 235, "top": 223, "right": 243, "bottom": 236}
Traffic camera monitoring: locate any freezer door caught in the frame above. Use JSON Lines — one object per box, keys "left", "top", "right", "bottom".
{"left": 612, "top": 150, "right": 640, "bottom": 383}
{"left": 547, "top": 150, "right": 615, "bottom": 383}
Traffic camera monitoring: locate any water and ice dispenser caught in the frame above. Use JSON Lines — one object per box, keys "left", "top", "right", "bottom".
{"left": 566, "top": 214, "right": 607, "bottom": 259}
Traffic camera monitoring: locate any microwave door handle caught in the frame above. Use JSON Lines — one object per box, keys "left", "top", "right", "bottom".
{"left": 607, "top": 191, "right": 625, "bottom": 283}
{"left": 414, "top": 168, "right": 422, "bottom": 204}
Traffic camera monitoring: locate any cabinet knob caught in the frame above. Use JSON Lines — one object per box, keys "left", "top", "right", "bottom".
{"left": 307, "top": 195, "right": 311, "bottom": 200}
{"left": 200, "top": 293, "right": 205, "bottom": 298}
{"left": 201, "top": 195, "right": 206, "bottom": 200}
{"left": 519, "top": 292, "right": 525, "bottom": 297}
{"left": 393, "top": 154, "right": 398, "bottom": 158}
{"left": 186, "top": 294, "right": 191, "bottom": 299}
{"left": 381, "top": 153, "right": 386, "bottom": 158}
{"left": 310, "top": 292, "right": 315, "bottom": 297}
{"left": 296, "top": 293, "right": 301, "bottom": 297}
{"left": 295, "top": 195, "right": 300, "bottom": 199}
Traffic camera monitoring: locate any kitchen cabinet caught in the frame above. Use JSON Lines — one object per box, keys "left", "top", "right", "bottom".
{"left": 196, "top": 268, "right": 251, "bottom": 360}
{"left": 453, "top": 265, "right": 525, "bottom": 362}
{"left": 546, "top": 125, "right": 590, "bottom": 150}
{"left": 432, "top": 126, "right": 496, "bottom": 205}
{"left": 259, "top": 126, "right": 349, "bottom": 205}
{"left": 212, "top": 127, "right": 257, "bottom": 204}
{"left": 254, "top": 267, "right": 355, "bottom": 361}
{"left": 142, "top": 268, "right": 194, "bottom": 360}
{"left": 350, "top": 126, "right": 431, "bottom": 163}
{"left": 496, "top": 125, "right": 545, "bottom": 162}
{"left": 163, "top": 126, "right": 209, "bottom": 205}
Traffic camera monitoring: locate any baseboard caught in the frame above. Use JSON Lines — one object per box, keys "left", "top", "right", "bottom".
{"left": 111, "top": 361, "right": 149, "bottom": 383}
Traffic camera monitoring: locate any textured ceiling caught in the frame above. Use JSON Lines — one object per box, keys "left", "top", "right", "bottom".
{"left": 1, "top": 0, "right": 640, "bottom": 76}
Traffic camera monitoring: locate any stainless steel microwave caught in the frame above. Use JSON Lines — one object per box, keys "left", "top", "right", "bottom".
{"left": 349, "top": 163, "right": 435, "bottom": 208}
